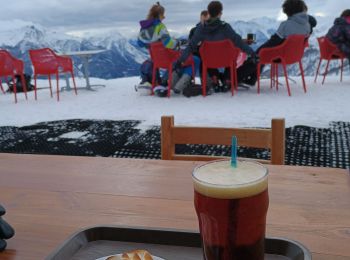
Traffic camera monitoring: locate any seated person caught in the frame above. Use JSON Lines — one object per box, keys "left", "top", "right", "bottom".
{"left": 326, "top": 9, "right": 350, "bottom": 60}
{"left": 237, "top": 0, "right": 316, "bottom": 86}
{"left": 188, "top": 10, "right": 226, "bottom": 93}
{"left": 137, "top": 2, "right": 199, "bottom": 97}
{"left": 174, "top": 1, "right": 255, "bottom": 92}
{"left": 189, "top": 10, "right": 210, "bottom": 42}
{"left": 170, "top": 10, "right": 209, "bottom": 94}
{"left": 138, "top": 2, "right": 177, "bottom": 49}
{"left": 137, "top": 2, "right": 177, "bottom": 96}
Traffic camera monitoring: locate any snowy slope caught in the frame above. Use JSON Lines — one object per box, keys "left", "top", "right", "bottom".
{"left": 0, "top": 76, "right": 349, "bottom": 128}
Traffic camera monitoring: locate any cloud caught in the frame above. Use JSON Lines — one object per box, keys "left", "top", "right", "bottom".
{"left": 0, "top": 0, "right": 348, "bottom": 36}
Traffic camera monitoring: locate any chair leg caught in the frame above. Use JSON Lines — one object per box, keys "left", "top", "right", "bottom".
{"left": 230, "top": 67, "right": 234, "bottom": 96}
{"left": 340, "top": 58, "right": 344, "bottom": 82}
{"left": 56, "top": 73, "right": 60, "bottom": 102}
{"left": 275, "top": 64, "right": 279, "bottom": 91}
{"left": 270, "top": 64, "right": 273, "bottom": 89}
{"left": 70, "top": 71, "right": 78, "bottom": 95}
{"left": 234, "top": 66, "right": 238, "bottom": 92}
{"left": 202, "top": 66, "right": 207, "bottom": 96}
{"left": 322, "top": 60, "right": 330, "bottom": 85}
{"left": 314, "top": 59, "right": 322, "bottom": 83}
{"left": 0, "top": 78, "right": 5, "bottom": 94}
{"left": 299, "top": 61, "right": 307, "bottom": 93}
{"left": 282, "top": 63, "right": 291, "bottom": 96}
{"left": 12, "top": 74, "right": 17, "bottom": 103}
{"left": 48, "top": 74, "right": 53, "bottom": 98}
{"left": 167, "top": 69, "right": 172, "bottom": 98}
{"left": 191, "top": 61, "right": 195, "bottom": 82}
{"left": 257, "top": 63, "right": 261, "bottom": 94}
{"left": 34, "top": 74, "right": 37, "bottom": 100}
{"left": 151, "top": 67, "right": 157, "bottom": 95}
{"left": 20, "top": 73, "right": 28, "bottom": 100}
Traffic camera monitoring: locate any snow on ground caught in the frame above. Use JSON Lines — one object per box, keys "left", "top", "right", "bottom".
{"left": 0, "top": 75, "right": 349, "bottom": 128}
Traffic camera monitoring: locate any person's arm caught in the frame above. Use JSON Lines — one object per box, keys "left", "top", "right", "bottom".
{"left": 177, "top": 25, "right": 203, "bottom": 64}
{"left": 224, "top": 24, "right": 254, "bottom": 56}
{"left": 276, "top": 21, "right": 287, "bottom": 39}
{"left": 189, "top": 26, "right": 196, "bottom": 40}
{"left": 257, "top": 34, "right": 285, "bottom": 53}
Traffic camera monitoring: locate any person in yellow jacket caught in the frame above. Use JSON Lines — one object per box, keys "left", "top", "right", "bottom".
{"left": 136, "top": 2, "right": 179, "bottom": 96}
{"left": 138, "top": 2, "right": 177, "bottom": 49}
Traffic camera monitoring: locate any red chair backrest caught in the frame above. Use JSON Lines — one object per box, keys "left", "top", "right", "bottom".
{"left": 199, "top": 40, "right": 240, "bottom": 68}
{"left": 0, "top": 50, "right": 22, "bottom": 75}
{"left": 29, "top": 48, "right": 59, "bottom": 73}
{"left": 259, "top": 34, "right": 306, "bottom": 64}
{"left": 282, "top": 35, "right": 306, "bottom": 63}
{"left": 0, "top": 50, "right": 15, "bottom": 75}
{"left": 317, "top": 36, "right": 345, "bottom": 59}
{"left": 149, "top": 42, "right": 178, "bottom": 68}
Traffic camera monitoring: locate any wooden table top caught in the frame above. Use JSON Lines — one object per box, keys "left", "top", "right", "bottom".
{"left": 0, "top": 153, "right": 349, "bottom": 260}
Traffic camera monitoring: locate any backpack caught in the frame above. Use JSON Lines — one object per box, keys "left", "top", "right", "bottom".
{"left": 7, "top": 74, "right": 34, "bottom": 93}
{"left": 182, "top": 84, "right": 203, "bottom": 97}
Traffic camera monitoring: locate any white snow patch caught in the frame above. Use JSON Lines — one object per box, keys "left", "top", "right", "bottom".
{"left": 59, "top": 131, "right": 89, "bottom": 139}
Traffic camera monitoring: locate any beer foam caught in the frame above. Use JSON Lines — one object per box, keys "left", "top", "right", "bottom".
{"left": 193, "top": 160, "right": 268, "bottom": 199}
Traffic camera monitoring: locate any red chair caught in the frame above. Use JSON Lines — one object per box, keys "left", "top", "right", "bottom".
{"left": 199, "top": 40, "right": 240, "bottom": 96}
{"left": 0, "top": 50, "right": 27, "bottom": 103}
{"left": 314, "top": 36, "right": 346, "bottom": 84}
{"left": 29, "top": 48, "right": 77, "bottom": 101}
{"left": 257, "top": 34, "right": 307, "bottom": 96}
{"left": 149, "top": 42, "right": 195, "bottom": 98}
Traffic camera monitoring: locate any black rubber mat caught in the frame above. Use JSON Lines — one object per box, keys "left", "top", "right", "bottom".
{"left": 0, "top": 119, "right": 348, "bottom": 169}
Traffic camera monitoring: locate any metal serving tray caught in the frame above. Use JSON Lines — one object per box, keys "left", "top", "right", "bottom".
{"left": 47, "top": 226, "right": 312, "bottom": 260}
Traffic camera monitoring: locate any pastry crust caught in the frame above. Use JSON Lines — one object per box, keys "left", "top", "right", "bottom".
{"left": 106, "top": 250, "right": 153, "bottom": 260}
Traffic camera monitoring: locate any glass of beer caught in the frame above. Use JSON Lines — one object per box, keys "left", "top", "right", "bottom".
{"left": 247, "top": 33, "right": 256, "bottom": 44}
{"left": 192, "top": 160, "right": 268, "bottom": 260}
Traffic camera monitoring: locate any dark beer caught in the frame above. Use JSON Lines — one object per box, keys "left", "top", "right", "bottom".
{"left": 192, "top": 160, "right": 268, "bottom": 260}
{"left": 247, "top": 33, "right": 256, "bottom": 43}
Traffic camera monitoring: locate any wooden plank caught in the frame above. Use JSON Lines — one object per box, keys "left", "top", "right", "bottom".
{"left": 271, "top": 118, "right": 285, "bottom": 165}
{"left": 172, "top": 154, "right": 270, "bottom": 164}
{"left": 312, "top": 254, "right": 350, "bottom": 260}
{"left": 172, "top": 127, "right": 272, "bottom": 148}
{"left": 161, "top": 116, "right": 174, "bottom": 160}
{"left": 1, "top": 185, "right": 350, "bottom": 260}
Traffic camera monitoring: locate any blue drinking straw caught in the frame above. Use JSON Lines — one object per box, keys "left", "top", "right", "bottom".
{"left": 231, "top": 136, "right": 237, "bottom": 168}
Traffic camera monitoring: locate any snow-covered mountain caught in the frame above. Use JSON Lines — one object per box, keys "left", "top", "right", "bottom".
{"left": 0, "top": 20, "right": 148, "bottom": 79}
{"left": 0, "top": 17, "right": 347, "bottom": 80}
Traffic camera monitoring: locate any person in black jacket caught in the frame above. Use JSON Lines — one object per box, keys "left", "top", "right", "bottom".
{"left": 189, "top": 10, "right": 209, "bottom": 41}
{"left": 174, "top": 1, "right": 255, "bottom": 91}
{"left": 177, "top": 1, "right": 254, "bottom": 63}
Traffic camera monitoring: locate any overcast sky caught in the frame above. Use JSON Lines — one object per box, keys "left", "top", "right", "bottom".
{"left": 0, "top": 0, "right": 348, "bottom": 36}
